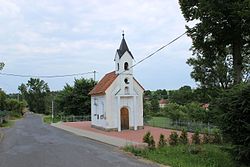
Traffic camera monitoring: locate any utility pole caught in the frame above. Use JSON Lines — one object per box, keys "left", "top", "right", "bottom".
{"left": 51, "top": 100, "right": 54, "bottom": 123}
{"left": 93, "top": 70, "right": 96, "bottom": 81}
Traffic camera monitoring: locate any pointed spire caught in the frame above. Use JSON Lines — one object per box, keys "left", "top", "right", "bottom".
{"left": 117, "top": 31, "right": 134, "bottom": 59}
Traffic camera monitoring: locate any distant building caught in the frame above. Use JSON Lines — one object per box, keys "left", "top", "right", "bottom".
{"left": 201, "top": 103, "right": 209, "bottom": 110}
{"left": 159, "top": 99, "right": 168, "bottom": 108}
{"left": 89, "top": 33, "right": 144, "bottom": 132}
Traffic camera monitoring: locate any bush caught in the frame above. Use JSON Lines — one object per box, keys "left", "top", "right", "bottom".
{"left": 212, "top": 129, "right": 222, "bottom": 144}
{"left": 202, "top": 130, "right": 211, "bottom": 144}
{"left": 143, "top": 131, "right": 155, "bottom": 149}
{"left": 158, "top": 134, "right": 166, "bottom": 148}
{"left": 143, "top": 131, "right": 151, "bottom": 144}
{"left": 148, "top": 135, "right": 155, "bottom": 149}
{"left": 192, "top": 130, "right": 201, "bottom": 144}
{"left": 169, "top": 132, "right": 179, "bottom": 146}
{"left": 179, "top": 129, "right": 188, "bottom": 144}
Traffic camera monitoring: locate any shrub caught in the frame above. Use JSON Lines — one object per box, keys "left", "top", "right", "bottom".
{"left": 143, "top": 131, "right": 155, "bottom": 149}
{"left": 158, "top": 134, "right": 166, "bottom": 148}
{"left": 148, "top": 135, "right": 155, "bottom": 149}
{"left": 212, "top": 129, "right": 222, "bottom": 144}
{"left": 169, "top": 132, "right": 179, "bottom": 146}
{"left": 202, "top": 130, "right": 210, "bottom": 144}
{"left": 192, "top": 130, "right": 201, "bottom": 144}
{"left": 179, "top": 129, "right": 188, "bottom": 144}
{"left": 143, "top": 131, "right": 151, "bottom": 144}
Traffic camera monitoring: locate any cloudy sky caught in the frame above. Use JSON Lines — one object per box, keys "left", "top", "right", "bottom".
{"left": 0, "top": 0, "right": 197, "bottom": 93}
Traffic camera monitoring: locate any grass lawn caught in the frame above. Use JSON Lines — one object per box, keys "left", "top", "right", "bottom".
{"left": 146, "top": 117, "right": 172, "bottom": 128}
{"left": 124, "top": 144, "right": 235, "bottom": 167}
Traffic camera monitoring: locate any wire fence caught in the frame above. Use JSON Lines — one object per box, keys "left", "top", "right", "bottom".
{"left": 144, "top": 117, "right": 218, "bottom": 133}
{"left": 59, "top": 115, "right": 91, "bottom": 122}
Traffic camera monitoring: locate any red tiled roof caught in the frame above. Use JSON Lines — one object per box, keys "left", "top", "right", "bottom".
{"left": 89, "top": 71, "right": 117, "bottom": 96}
{"left": 159, "top": 99, "right": 168, "bottom": 104}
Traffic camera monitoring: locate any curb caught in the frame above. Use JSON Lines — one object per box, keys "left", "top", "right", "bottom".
{"left": 51, "top": 123, "right": 147, "bottom": 148}
{"left": 0, "top": 130, "right": 4, "bottom": 143}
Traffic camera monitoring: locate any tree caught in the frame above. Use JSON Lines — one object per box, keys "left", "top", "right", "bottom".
{"left": 150, "top": 98, "right": 160, "bottom": 113}
{"left": 179, "top": 0, "right": 250, "bottom": 85}
{"left": 217, "top": 84, "right": 250, "bottom": 164}
{"left": 169, "top": 86, "right": 195, "bottom": 105}
{"left": 0, "top": 89, "right": 6, "bottom": 110}
{"left": 18, "top": 78, "right": 50, "bottom": 113}
{"left": 56, "top": 78, "right": 96, "bottom": 116}
{"left": 0, "top": 62, "right": 4, "bottom": 71}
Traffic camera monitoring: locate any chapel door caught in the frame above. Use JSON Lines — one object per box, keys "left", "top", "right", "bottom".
{"left": 121, "top": 107, "right": 129, "bottom": 130}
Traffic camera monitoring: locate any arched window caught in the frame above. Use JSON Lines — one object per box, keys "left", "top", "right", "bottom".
{"left": 124, "top": 62, "right": 129, "bottom": 70}
{"left": 125, "top": 86, "right": 129, "bottom": 94}
{"left": 117, "top": 63, "right": 119, "bottom": 71}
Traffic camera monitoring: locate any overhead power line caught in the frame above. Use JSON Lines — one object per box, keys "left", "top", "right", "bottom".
{"left": 0, "top": 71, "right": 96, "bottom": 78}
{"left": 120, "top": 31, "right": 187, "bottom": 74}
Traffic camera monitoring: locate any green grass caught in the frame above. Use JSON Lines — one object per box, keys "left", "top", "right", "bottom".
{"left": 124, "top": 144, "right": 235, "bottom": 167}
{"left": 147, "top": 117, "right": 172, "bottom": 128}
{"left": 0, "top": 120, "right": 14, "bottom": 128}
{"left": 43, "top": 115, "right": 61, "bottom": 124}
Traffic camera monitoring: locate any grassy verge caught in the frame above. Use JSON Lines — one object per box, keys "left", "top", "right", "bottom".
{"left": 124, "top": 144, "right": 235, "bottom": 167}
{"left": 0, "top": 120, "right": 14, "bottom": 128}
{"left": 43, "top": 115, "right": 61, "bottom": 124}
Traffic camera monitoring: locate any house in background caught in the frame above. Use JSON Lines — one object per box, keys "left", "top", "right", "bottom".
{"left": 159, "top": 99, "right": 168, "bottom": 108}
{"left": 89, "top": 33, "right": 144, "bottom": 132}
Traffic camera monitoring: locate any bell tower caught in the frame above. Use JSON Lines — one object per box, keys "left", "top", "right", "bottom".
{"left": 114, "top": 32, "right": 134, "bottom": 95}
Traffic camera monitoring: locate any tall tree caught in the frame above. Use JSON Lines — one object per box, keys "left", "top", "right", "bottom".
{"left": 0, "top": 62, "right": 4, "bottom": 71}
{"left": 18, "top": 78, "right": 50, "bottom": 113}
{"left": 179, "top": 0, "right": 250, "bottom": 85}
{"left": 56, "top": 78, "right": 96, "bottom": 116}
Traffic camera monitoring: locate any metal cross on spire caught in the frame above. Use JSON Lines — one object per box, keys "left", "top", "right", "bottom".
{"left": 122, "top": 30, "right": 125, "bottom": 38}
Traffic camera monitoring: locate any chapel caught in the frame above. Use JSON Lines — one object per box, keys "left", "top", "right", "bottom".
{"left": 89, "top": 33, "right": 144, "bottom": 131}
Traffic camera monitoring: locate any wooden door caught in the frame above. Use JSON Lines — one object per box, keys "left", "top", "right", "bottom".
{"left": 121, "top": 107, "right": 129, "bottom": 130}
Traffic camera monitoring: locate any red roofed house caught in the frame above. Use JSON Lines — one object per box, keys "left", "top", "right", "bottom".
{"left": 89, "top": 33, "right": 144, "bottom": 132}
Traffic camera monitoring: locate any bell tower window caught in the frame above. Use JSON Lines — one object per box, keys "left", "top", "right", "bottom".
{"left": 124, "top": 62, "right": 129, "bottom": 70}
{"left": 117, "top": 63, "right": 119, "bottom": 71}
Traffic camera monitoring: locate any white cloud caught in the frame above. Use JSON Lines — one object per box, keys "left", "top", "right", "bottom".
{"left": 0, "top": 0, "right": 196, "bottom": 93}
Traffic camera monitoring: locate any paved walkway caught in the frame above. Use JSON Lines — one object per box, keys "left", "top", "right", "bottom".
{"left": 52, "top": 121, "right": 193, "bottom": 147}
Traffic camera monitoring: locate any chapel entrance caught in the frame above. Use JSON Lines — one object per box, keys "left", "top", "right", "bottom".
{"left": 120, "top": 107, "right": 129, "bottom": 130}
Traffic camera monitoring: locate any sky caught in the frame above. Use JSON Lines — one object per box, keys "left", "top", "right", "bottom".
{"left": 0, "top": 0, "right": 197, "bottom": 93}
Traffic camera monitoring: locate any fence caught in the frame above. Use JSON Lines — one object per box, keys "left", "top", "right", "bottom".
{"left": 59, "top": 115, "right": 91, "bottom": 122}
{"left": 144, "top": 117, "right": 217, "bottom": 133}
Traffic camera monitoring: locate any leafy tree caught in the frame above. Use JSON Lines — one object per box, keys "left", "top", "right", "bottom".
{"left": 217, "top": 84, "right": 250, "bottom": 163}
{"left": 0, "top": 89, "right": 6, "bottom": 111}
{"left": 164, "top": 103, "right": 188, "bottom": 122}
{"left": 169, "top": 86, "right": 194, "bottom": 105}
{"left": 179, "top": 0, "right": 250, "bottom": 85}
{"left": 56, "top": 78, "right": 96, "bottom": 116}
{"left": 0, "top": 62, "right": 4, "bottom": 71}
{"left": 150, "top": 98, "right": 160, "bottom": 113}
{"left": 18, "top": 78, "right": 50, "bottom": 113}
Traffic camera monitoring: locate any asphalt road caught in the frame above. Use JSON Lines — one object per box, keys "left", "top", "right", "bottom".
{"left": 0, "top": 113, "right": 158, "bottom": 167}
